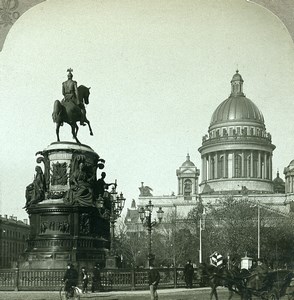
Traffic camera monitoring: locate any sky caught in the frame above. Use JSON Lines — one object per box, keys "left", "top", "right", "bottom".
{"left": 0, "top": 0, "right": 294, "bottom": 221}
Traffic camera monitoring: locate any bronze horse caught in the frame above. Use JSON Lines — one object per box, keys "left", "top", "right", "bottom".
{"left": 52, "top": 85, "right": 93, "bottom": 143}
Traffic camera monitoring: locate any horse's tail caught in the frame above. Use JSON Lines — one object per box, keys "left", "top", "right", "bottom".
{"left": 52, "top": 100, "right": 62, "bottom": 123}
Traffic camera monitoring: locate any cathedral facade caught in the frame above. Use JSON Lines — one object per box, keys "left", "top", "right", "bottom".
{"left": 126, "top": 71, "right": 293, "bottom": 228}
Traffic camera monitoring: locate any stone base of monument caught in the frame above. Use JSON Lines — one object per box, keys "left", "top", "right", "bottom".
{"left": 19, "top": 203, "right": 110, "bottom": 269}
{"left": 21, "top": 142, "right": 111, "bottom": 269}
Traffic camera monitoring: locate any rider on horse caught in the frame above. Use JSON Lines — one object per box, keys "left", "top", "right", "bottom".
{"left": 62, "top": 68, "right": 86, "bottom": 126}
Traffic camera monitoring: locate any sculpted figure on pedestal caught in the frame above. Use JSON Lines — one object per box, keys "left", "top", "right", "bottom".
{"left": 24, "top": 166, "right": 45, "bottom": 209}
{"left": 52, "top": 69, "right": 93, "bottom": 143}
{"left": 139, "top": 182, "right": 153, "bottom": 197}
{"left": 65, "top": 162, "right": 94, "bottom": 206}
{"left": 94, "top": 172, "right": 116, "bottom": 210}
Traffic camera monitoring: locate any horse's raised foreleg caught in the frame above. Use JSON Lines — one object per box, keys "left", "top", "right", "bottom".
{"left": 85, "top": 119, "right": 93, "bottom": 136}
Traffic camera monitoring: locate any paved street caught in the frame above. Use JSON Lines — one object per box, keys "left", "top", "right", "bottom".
{"left": 0, "top": 287, "right": 291, "bottom": 300}
{"left": 0, "top": 287, "right": 252, "bottom": 300}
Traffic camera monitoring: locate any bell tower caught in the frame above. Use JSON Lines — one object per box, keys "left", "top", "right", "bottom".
{"left": 176, "top": 154, "right": 200, "bottom": 200}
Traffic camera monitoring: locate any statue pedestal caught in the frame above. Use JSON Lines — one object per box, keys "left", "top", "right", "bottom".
{"left": 105, "top": 255, "right": 119, "bottom": 269}
{"left": 21, "top": 142, "right": 110, "bottom": 269}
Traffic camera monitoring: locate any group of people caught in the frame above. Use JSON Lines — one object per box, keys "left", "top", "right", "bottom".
{"left": 64, "top": 261, "right": 162, "bottom": 299}
{"left": 63, "top": 263, "right": 101, "bottom": 296}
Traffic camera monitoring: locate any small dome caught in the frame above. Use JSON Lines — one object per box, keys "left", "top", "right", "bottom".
{"left": 182, "top": 154, "right": 195, "bottom": 167}
{"left": 273, "top": 171, "right": 284, "bottom": 183}
{"left": 231, "top": 70, "right": 243, "bottom": 83}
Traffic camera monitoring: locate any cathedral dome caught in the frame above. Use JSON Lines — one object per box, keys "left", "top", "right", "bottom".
{"left": 210, "top": 96, "right": 264, "bottom": 126}
{"left": 210, "top": 71, "right": 264, "bottom": 127}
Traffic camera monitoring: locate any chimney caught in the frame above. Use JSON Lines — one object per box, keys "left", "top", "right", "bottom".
{"left": 23, "top": 219, "right": 28, "bottom": 225}
{"left": 4, "top": 215, "right": 7, "bottom": 219}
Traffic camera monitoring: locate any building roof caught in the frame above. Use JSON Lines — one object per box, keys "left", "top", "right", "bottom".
{"left": 210, "top": 71, "right": 264, "bottom": 127}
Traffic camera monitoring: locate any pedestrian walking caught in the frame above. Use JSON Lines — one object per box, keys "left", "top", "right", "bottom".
{"left": 91, "top": 263, "right": 101, "bottom": 293}
{"left": 184, "top": 260, "right": 194, "bottom": 288}
{"left": 81, "top": 266, "right": 89, "bottom": 294}
{"left": 148, "top": 264, "right": 160, "bottom": 300}
{"left": 63, "top": 263, "right": 78, "bottom": 298}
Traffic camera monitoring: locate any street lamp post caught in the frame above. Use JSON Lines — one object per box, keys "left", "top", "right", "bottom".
{"left": 199, "top": 207, "right": 206, "bottom": 263}
{"left": 251, "top": 201, "right": 261, "bottom": 260}
{"left": 257, "top": 203, "right": 260, "bottom": 259}
{"left": 97, "top": 182, "right": 126, "bottom": 268}
{"left": 139, "top": 200, "right": 164, "bottom": 267}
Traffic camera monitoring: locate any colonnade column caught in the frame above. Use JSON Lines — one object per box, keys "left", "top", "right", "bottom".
{"left": 258, "top": 152, "right": 261, "bottom": 178}
{"left": 214, "top": 153, "right": 218, "bottom": 179}
{"left": 223, "top": 152, "right": 226, "bottom": 178}
{"left": 208, "top": 155, "right": 211, "bottom": 180}
{"left": 232, "top": 152, "right": 235, "bottom": 178}
{"left": 202, "top": 157, "right": 206, "bottom": 182}
{"left": 264, "top": 153, "right": 268, "bottom": 179}
{"left": 250, "top": 151, "right": 254, "bottom": 177}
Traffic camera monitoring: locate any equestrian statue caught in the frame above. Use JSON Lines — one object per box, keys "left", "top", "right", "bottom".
{"left": 52, "top": 68, "right": 93, "bottom": 143}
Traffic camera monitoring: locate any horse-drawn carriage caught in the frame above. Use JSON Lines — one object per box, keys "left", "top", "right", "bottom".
{"left": 198, "top": 263, "right": 294, "bottom": 300}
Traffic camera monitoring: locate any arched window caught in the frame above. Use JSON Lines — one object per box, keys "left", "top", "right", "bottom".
{"left": 184, "top": 179, "right": 192, "bottom": 200}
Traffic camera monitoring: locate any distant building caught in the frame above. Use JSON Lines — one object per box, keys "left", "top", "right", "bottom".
{"left": 0, "top": 215, "right": 30, "bottom": 268}
{"left": 124, "top": 199, "right": 143, "bottom": 235}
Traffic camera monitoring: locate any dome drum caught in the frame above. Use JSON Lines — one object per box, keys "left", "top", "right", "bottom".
{"left": 200, "top": 178, "right": 274, "bottom": 194}
{"left": 200, "top": 135, "right": 274, "bottom": 153}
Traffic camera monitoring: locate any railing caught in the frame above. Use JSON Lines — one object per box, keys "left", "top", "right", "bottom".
{"left": 201, "top": 134, "right": 272, "bottom": 147}
{"left": 0, "top": 267, "right": 200, "bottom": 291}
